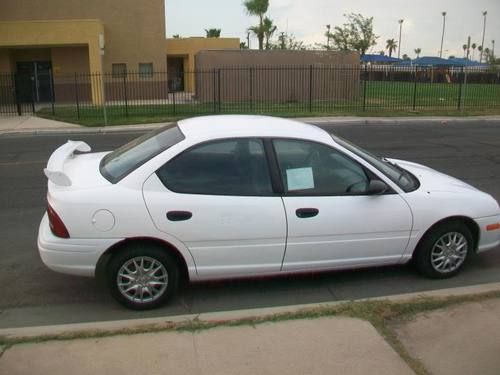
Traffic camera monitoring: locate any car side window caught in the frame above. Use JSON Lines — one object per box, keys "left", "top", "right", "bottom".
{"left": 156, "top": 138, "right": 273, "bottom": 196}
{"left": 273, "top": 139, "right": 370, "bottom": 195}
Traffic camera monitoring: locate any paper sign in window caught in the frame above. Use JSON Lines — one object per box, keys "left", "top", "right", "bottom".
{"left": 286, "top": 167, "right": 314, "bottom": 191}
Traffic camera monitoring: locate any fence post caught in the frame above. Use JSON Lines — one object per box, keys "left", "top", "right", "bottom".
{"left": 123, "top": 74, "right": 129, "bottom": 117}
{"left": 457, "top": 66, "right": 463, "bottom": 110}
{"left": 362, "top": 64, "right": 368, "bottom": 111}
{"left": 172, "top": 89, "right": 176, "bottom": 115}
{"left": 218, "top": 68, "right": 221, "bottom": 113}
{"left": 13, "top": 73, "right": 22, "bottom": 116}
{"left": 74, "top": 73, "right": 80, "bottom": 120}
{"left": 309, "top": 65, "right": 313, "bottom": 112}
{"left": 249, "top": 67, "right": 253, "bottom": 112}
{"left": 460, "top": 67, "right": 468, "bottom": 112}
{"left": 412, "top": 67, "right": 418, "bottom": 111}
{"left": 49, "top": 69, "right": 55, "bottom": 115}
{"left": 213, "top": 69, "right": 217, "bottom": 113}
{"left": 30, "top": 74, "right": 36, "bottom": 113}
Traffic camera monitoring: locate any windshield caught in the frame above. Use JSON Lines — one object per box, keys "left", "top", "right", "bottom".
{"left": 100, "top": 124, "right": 185, "bottom": 183}
{"left": 332, "top": 135, "right": 419, "bottom": 192}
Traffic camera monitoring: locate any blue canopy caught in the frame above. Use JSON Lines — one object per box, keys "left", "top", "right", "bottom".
{"left": 361, "top": 54, "right": 402, "bottom": 63}
{"left": 396, "top": 56, "right": 488, "bottom": 67}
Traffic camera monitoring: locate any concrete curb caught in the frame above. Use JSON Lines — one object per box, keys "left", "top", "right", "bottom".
{"left": 1, "top": 115, "right": 500, "bottom": 136}
{"left": 2, "top": 281, "right": 500, "bottom": 340}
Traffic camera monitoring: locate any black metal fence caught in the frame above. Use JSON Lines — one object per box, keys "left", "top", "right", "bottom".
{"left": 1, "top": 65, "right": 499, "bottom": 120}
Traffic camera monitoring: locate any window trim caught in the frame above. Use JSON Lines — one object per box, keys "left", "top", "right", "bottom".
{"left": 156, "top": 137, "right": 277, "bottom": 197}
{"left": 111, "top": 63, "right": 127, "bottom": 79}
{"left": 270, "top": 138, "right": 396, "bottom": 197}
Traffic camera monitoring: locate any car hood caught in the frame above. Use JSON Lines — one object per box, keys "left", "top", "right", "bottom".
{"left": 387, "top": 158, "right": 479, "bottom": 194}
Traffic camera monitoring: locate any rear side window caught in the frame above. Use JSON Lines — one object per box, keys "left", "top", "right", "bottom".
{"left": 156, "top": 138, "right": 273, "bottom": 196}
{"left": 100, "top": 124, "right": 185, "bottom": 183}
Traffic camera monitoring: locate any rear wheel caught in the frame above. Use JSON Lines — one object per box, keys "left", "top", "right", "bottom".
{"left": 107, "top": 243, "right": 179, "bottom": 310}
{"left": 414, "top": 221, "right": 473, "bottom": 279}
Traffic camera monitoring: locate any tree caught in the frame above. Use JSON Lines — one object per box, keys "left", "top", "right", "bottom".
{"left": 402, "top": 54, "right": 410, "bottom": 60}
{"left": 386, "top": 39, "right": 397, "bottom": 57}
{"left": 205, "top": 28, "right": 221, "bottom": 38}
{"left": 462, "top": 44, "right": 467, "bottom": 58}
{"left": 172, "top": 34, "right": 180, "bottom": 38}
{"left": 326, "top": 13, "right": 377, "bottom": 55}
{"left": 240, "top": 42, "right": 248, "bottom": 49}
{"left": 471, "top": 43, "right": 477, "bottom": 60}
{"left": 379, "top": 50, "right": 385, "bottom": 56}
{"left": 244, "top": 0, "right": 269, "bottom": 50}
{"left": 271, "top": 33, "right": 308, "bottom": 50}
{"left": 414, "top": 48, "right": 421, "bottom": 58}
{"left": 262, "top": 17, "right": 277, "bottom": 49}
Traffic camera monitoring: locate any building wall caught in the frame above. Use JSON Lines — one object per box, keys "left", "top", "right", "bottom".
{"left": 0, "top": 0, "right": 166, "bottom": 73}
{"left": 194, "top": 50, "right": 360, "bottom": 103}
{"left": 166, "top": 37, "right": 240, "bottom": 92}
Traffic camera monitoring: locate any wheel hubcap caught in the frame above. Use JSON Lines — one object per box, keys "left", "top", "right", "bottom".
{"left": 430, "top": 232, "right": 468, "bottom": 273}
{"left": 117, "top": 256, "right": 168, "bottom": 304}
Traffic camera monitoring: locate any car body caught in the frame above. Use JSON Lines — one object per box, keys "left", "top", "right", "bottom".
{"left": 38, "top": 115, "right": 500, "bottom": 309}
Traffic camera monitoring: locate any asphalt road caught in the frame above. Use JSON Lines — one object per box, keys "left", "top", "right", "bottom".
{"left": 0, "top": 119, "right": 499, "bottom": 328}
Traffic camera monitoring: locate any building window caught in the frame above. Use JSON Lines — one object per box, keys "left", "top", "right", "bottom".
{"left": 139, "top": 63, "right": 154, "bottom": 78}
{"left": 112, "top": 63, "right": 127, "bottom": 78}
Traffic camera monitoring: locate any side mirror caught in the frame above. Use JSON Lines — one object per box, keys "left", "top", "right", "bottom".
{"left": 366, "top": 179, "right": 388, "bottom": 195}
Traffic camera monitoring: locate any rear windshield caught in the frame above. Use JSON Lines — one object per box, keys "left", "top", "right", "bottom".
{"left": 100, "top": 124, "right": 185, "bottom": 183}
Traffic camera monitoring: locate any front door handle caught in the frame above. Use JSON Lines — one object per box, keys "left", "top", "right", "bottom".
{"left": 166, "top": 211, "right": 192, "bottom": 221}
{"left": 296, "top": 208, "right": 319, "bottom": 218}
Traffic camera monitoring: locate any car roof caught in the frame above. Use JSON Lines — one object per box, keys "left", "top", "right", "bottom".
{"left": 177, "top": 115, "right": 333, "bottom": 144}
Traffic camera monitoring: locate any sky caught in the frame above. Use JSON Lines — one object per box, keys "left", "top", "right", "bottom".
{"left": 165, "top": 0, "right": 499, "bottom": 59}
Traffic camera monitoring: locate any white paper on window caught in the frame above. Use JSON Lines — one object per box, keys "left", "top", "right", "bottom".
{"left": 286, "top": 167, "right": 314, "bottom": 191}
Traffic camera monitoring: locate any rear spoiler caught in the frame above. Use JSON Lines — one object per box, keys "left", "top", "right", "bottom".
{"left": 44, "top": 140, "right": 91, "bottom": 186}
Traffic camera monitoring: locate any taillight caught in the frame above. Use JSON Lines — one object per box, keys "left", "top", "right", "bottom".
{"left": 47, "top": 204, "right": 70, "bottom": 238}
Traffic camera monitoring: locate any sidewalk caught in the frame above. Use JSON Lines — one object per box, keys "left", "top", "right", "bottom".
{"left": 1, "top": 283, "right": 500, "bottom": 375}
{"left": 1, "top": 114, "right": 500, "bottom": 135}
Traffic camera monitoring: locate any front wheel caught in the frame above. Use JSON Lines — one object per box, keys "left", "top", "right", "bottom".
{"left": 107, "top": 243, "right": 179, "bottom": 310}
{"left": 414, "top": 222, "right": 473, "bottom": 279}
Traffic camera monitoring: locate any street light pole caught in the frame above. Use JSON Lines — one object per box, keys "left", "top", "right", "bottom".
{"left": 480, "top": 11, "right": 487, "bottom": 63}
{"left": 398, "top": 19, "right": 404, "bottom": 59}
{"left": 439, "top": 11, "right": 446, "bottom": 58}
{"left": 492, "top": 39, "right": 496, "bottom": 61}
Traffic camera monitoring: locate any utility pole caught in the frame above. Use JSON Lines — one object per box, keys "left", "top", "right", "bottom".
{"left": 480, "top": 11, "right": 487, "bottom": 63}
{"left": 439, "top": 11, "right": 446, "bottom": 58}
{"left": 398, "top": 19, "right": 404, "bottom": 59}
{"left": 326, "top": 24, "right": 331, "bottom": 50}
{"left": 492, "top": 39, "right": 496, "bottom": 61}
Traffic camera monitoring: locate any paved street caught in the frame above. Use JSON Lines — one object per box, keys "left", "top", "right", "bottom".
{"left": 0, "top": 119, "right": 499, "bottom": 328}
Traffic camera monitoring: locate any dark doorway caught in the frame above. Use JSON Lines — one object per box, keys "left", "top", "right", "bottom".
{"left": 167, "top": 57, "right": 185, "bottom": 92}
{"left": 15, "top": 61, "right": 54, "bottom": 103}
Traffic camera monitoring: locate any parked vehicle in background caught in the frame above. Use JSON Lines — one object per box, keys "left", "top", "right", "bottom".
{"left": 38, "top": 115, "right": 500, "bottom": 309}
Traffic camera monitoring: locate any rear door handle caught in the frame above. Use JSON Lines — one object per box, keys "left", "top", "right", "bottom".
{"left": 166, "top": 211, "right": 192, "bottom": 221}
{"left": 296, "top": 208, "right": 319, "bottom": 218}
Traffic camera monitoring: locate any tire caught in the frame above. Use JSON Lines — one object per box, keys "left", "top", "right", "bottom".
{"left": 414, "top": 221, "right": 473, "bottom": 279}
{"left": 107, "top": 243, "right": 179, "bottom": 310}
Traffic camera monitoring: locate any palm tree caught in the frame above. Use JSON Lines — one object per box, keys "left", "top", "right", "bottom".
{"left": 386, "top": 39, "right": 397, "bottom": 57}
{"left": 244, "top": 0, "right": 269, "bottom": 50}
{"left": 262, "top": 17, "right": 277, "bottom": 49}
{"left": 205, "top": 28, "right": 221, "bottom": 38}
{"left": 414, "top": 48, "right": 421, "bottom": 58}
{"left": 471, "top": 43, "right": 477, "bottom": 60}
{"left": 462, "top": 44, "right": 467, "bottom": 58}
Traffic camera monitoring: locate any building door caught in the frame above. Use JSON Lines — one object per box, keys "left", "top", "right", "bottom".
{"left": 167, "top": 57, "right": 185, "bottom": 92}
{"left": 15, "top": 61, "right": 53, "bottom": 103}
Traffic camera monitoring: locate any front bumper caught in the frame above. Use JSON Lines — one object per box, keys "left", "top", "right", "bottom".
{"left": 37, "top": 213, "right": 123, "bottom": 277}
{"left": 475, "top": 214, "right": 500, "bottom": 253}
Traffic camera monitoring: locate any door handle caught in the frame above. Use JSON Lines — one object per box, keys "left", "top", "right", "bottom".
{"left": 166, "top": 211, "right": 192, "bottom": 221}
{"left": 296, "top": 208, "right": 319, "bottom": 218}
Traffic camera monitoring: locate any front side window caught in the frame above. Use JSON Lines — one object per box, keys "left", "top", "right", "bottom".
{"left": 157, "top": 138, "right": 273, "bottom": 196}
{"left": 100, "top": 124, "right": 185, "bottom": 183}
{"left": 273, "top": 139, "right": 370, "bottom": 195}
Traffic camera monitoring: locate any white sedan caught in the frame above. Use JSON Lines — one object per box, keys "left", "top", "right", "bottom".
{"left": 38, "top": 115, "right": 500, "bottom": 309}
